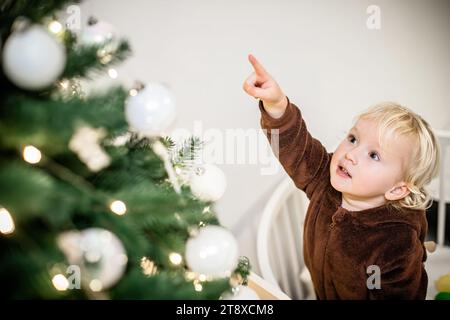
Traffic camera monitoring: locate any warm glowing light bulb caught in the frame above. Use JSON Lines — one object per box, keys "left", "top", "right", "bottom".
{"left": 52, "top": 274, "right": 69, "bottom": 291}
{"left": 110, "top": 200, "right": 127, "bottom": 215}
{"left": 108, "top": 68, "right": 118, "bottom": 79}
{"left": 202, "top": 206, "right": 210, "bottom": 214}
{"left": 48, "top": 21, "right": 63, "bottom": 34}
{"left": 23, "top": 145, "right": 42, "bottom": 164}
{"left": 169, "top": 252, "right": 182, "bottom": 265}
{"left": 0, "top": 208, "right": 15, "bottom": 235}
{"left": 194, "top": 280, "right": 203, "bottom": 292}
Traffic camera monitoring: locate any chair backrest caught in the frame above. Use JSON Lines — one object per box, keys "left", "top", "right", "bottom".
{"left": 257, "top": 178, "right": 314, "bottom": 299}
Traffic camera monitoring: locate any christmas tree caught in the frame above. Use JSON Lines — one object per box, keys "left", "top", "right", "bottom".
{"left": 0, "top": 0, "right": 251, "bottom": 299}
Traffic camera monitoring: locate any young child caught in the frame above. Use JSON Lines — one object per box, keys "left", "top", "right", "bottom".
{"left": 243, "top": 54, "right": 441, "bottom": 299}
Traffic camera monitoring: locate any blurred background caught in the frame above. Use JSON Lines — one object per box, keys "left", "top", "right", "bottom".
{"left": 79, "top": 0, "right": 450, "bottom": 271}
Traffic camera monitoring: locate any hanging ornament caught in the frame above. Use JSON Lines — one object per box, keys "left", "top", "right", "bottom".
{"left": 185, "top": 225, "right": 238, "bottom": 278}
{"left": 190, "top": 164, "right": 226, "bottom": 202}
{"left": 57, "top": 228, "right": 128, "bottom": 291}
{"left": 81, "top": 17, "right": 117, "bottom": 47}
{"left": 222, "top": 285, "right": 260, "bottom": 300}
{"left": 2, "top": 23, "right": 66, "bottom": 90}
{"left": 125, "top": 83, "right": 176, "bottom": 136}
{"left": 68, "top": 126, "right": 111, "bottom": 172}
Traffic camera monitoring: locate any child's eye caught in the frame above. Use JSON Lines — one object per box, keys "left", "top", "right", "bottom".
{"left": 370, "top": 152, "right": 380, "bottom": 161}
{"left": 348, "top": 134, "right": 357, "bottom": 144}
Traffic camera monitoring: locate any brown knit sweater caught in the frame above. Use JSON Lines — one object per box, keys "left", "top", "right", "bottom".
{"left": 259, "top": 99, "right": 428, "bottom": 300}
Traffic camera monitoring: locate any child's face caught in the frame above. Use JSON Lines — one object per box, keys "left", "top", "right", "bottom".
{"left": 330, "top": 118, "right": 413, "bottom": 205}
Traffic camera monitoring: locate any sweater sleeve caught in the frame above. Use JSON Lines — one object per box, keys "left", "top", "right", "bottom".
{"left": 259, "top": 97, "right": 331, "bottom": 198}
{"left": 368, "top": 225, "right": 428, "bottom": 300}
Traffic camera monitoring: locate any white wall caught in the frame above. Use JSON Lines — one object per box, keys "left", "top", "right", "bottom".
{"left": 79, "top": 0, "right": 450, "bottom": 244}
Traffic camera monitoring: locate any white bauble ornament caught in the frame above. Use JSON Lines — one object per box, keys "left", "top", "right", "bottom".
{"left": 185, "top": 225, "right": 238, "bottom": 278}
{"left": 222, "top": 285, "right": 260, "bottom": 300}
{"left": 2, "top": 24, "right": 66, "bottom": 90}
{"left": 125, "top": 83, "right": 176, "bottom": 136}
{"left": 81, "top": 18, "right": 117, "bottom": 47}
{"left": 57, "top": 228, "right": 127, "bottom": 291}
{"left": 190, "top": 164, "right": 226, "bottom": 202}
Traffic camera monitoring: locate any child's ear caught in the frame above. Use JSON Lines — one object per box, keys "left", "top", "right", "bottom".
{"left": 385, "top": 182, "right": 411, "bottom": 201}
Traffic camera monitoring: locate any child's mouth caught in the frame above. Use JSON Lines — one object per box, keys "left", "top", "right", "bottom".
{"left": 337, "top": 165, "right": 352, "bottom": 179}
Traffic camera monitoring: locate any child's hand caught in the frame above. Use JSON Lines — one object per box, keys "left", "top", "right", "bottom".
{"left": 243, "top": 54, "right": 287, "bottom": 118}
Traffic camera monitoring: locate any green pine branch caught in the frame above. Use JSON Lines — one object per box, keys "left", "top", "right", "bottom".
{"left": 111, "top": 269, "right": 230, "bottom": 300}
{"left": 0, "top": 86, "right": 129, "bottom": 155}
{"left": 63, "top": 39, "right": 132, "bottom": 79}
{"left": 0, "top": 0, "right": 77, "bottom": 31}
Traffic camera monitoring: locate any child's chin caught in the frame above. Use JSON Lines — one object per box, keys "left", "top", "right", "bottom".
{"left": 330, "top": 176, "right": 350, "bottom": 192}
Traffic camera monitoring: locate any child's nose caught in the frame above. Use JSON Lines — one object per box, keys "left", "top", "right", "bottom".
{"left": 345, "top": 150, "right": 358, "bottom": 165}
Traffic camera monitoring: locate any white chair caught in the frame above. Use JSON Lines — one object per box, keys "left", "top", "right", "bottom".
{"left": 257, "top": 177, "right": 315, "bottom": 300}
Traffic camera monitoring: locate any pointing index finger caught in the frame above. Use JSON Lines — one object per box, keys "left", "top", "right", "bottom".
{"left": 248, "top": 54, "right": 269, "bottom": 78}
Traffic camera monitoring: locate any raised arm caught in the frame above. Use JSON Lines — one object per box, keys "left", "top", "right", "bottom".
{"left": 243, "top": 54, "right": 331, "bottom": 197}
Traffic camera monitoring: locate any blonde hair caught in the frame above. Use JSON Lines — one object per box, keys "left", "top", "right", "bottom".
{"left": 354, "top": 102, "right": 440, "bottom": 210}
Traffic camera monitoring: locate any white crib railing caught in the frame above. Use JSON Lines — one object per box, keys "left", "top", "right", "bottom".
{"left": 257, "top": 178, "right": 315, "bottom": 300}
